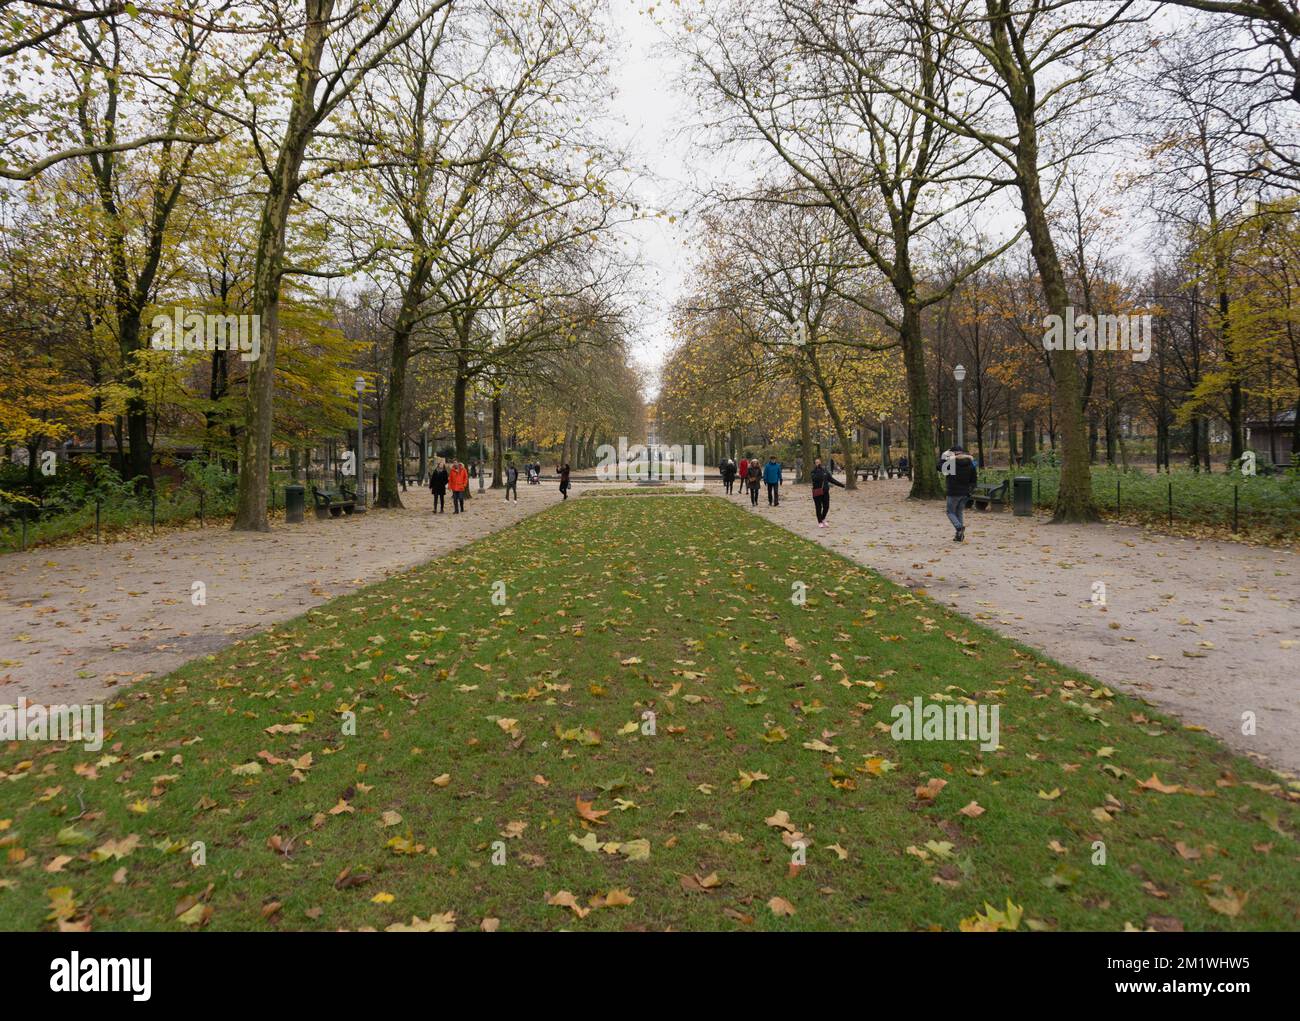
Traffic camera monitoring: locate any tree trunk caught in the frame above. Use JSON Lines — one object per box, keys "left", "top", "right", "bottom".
{"left": 491, "top": 396, "right": 503, "bottom": 486}
{"left": 807, "top": 346, "right": 856, "bottom": 489}
{"left": 453, "top": 357, "right": 469, "bottom": 464}
{"left": 1014, "top": 144, "right": 1095, "bottom": 520}
{"left": 900, "top": 302, "right": 942, "bottom": 498}
{"left": 798, "top": 379, "right": 813, "bottom": 483}
{"left": 233, "top": 1, "right": 332, "bottom": 531}
{"left": 377, "top": 322, "right": 412, "bottom": 509}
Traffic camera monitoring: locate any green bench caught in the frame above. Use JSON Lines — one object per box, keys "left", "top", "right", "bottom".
{"left": 971, "top": 479, "right": 1010, "bottom": 510}
{"left": 311, "top": 483, "right": 357, "bottom": 519}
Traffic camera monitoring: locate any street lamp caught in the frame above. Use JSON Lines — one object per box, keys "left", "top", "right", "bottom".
{"left": 953, "top": 364, "right": 966, "bottom": 450}
{"left": 353, "top": 375, "right": 367, "bottom": 514}
{"left": 476, "top": 408, "right": 485, "bottom": 493}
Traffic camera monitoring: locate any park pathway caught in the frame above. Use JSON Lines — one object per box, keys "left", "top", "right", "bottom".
{"left": 0, "top": 480, "right": 571, "bottom": 705}
{"left": 735, "top": 476, "right": 1300, "bottom": 775}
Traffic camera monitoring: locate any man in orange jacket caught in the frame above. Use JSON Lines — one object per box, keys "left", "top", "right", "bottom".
{"left": 448, "top": 460, "right": 469, "bottom": 513}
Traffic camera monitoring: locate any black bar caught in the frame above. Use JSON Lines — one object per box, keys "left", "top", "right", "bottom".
{"left": 0, "top": 931, "right": 1288, "bottom": 1007}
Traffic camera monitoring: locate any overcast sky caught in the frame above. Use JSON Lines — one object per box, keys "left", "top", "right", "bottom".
{"left": 598, "top": 1, "right": 1207, "bottom": 401}
{"left": 606, "top": 1, "right": 699, "bottom": 399}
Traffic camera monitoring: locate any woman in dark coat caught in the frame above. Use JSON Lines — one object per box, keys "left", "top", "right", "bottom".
{"left": 558, "top": 463, "right": 571, "bottom": 500}
{"left": 809, "top": 457, "right": 844, "bottom": 528}
{"left": 429, "top": 461, "right": 449, "bottom": 513}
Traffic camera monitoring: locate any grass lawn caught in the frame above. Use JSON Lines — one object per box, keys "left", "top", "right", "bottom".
{"left": 1, "top": 493, "right": 1296, "bottom": 931}
{"left": 983, "top": 464, "right": 1300, "bottom": 542}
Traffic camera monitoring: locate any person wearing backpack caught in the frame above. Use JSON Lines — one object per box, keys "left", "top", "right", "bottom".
{"left": 940, "top": 446, "right": 978, "bottom": 542}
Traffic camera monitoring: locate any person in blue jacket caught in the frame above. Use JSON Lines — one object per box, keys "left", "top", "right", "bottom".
{"left": 763, "top": 456, "right": 783, "bottom": 506}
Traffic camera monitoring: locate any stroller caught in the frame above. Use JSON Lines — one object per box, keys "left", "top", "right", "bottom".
{"left": 527, "top": 465, "right": 540, "bottom": 485}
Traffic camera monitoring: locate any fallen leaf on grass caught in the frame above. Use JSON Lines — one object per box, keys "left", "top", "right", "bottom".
{"left": 546, "top": 890, "right": 590, "bottom": 919}
{"left": 386, "top": 912, "right": 455, "bottom": 932}
{"left": 575, "top": 798, "right": 609, "bottom": 825}
{"left": 915, "top": 777, "right": 947, "bottom": 801}
{"left": 1205, "top": 887, "right": 1249, "bottom": 918}
{"left": 767, "top": 895, "right": 796, "bottom": 917}
{"left": 959, "top": 898, "right": 1022, "bottom": 932}
{"left": 1138, "top": 774, "right": 1181, "bottom": 795}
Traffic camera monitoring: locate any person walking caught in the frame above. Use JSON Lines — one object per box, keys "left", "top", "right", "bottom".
{"left": 448, "top": 459, "right": 469, "bottom": 513}
{"left": 809, "top": 456, "right": 844, "bottom": 528}
{"left": 940, "top": 446, "right": 977, "bottom": 542}
{"left": 558, "top": 462, "right": 571, "bottom": 500}
{"left": 505, "top": 461, "right": 519, "bottom": 502}
{"left": 721, "top": 457, "right": 736, "bottom": 494}
{"left": 429, "top": 460, "right": 449, "bottom": 513}
{"left": 763, "top": 455, "right": 783, "bottom": 506}
{"left": 745, "top": 457, "right": 762, "bottom": 507}
{"left": 737, "top": 455, "right": 749, "bottom": 496}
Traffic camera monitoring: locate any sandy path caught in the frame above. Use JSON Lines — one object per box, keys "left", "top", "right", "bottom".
{"left": 729, "top": 477, "right": 1300, "bottom": 775}
{"left": 0, "top": 480, "right": 574, "bottom": 704}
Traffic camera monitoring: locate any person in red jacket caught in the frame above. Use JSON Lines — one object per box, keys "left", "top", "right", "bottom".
{"left": 736, "top": 456, "right": 749, "bottom": 495}
{"left": 448, "top": 460, "right": 469, "bottom": 513}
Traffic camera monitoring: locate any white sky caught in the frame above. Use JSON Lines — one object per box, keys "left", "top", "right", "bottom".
{"left": 605, "top": 1, "right": 699, "bottom": 399}
{"left": 597, "top": 2, "right": 1226, "bottom": 401}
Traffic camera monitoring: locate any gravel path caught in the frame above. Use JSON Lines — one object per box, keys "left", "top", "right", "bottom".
{"left": 6, "top": 473, "right": 1296, "bottom": 776}
{"left": 0, "top": 481, "right": 572, "bottom": 704}
{"left": 732, "top": 477, "right": 1300, "bottom": 775}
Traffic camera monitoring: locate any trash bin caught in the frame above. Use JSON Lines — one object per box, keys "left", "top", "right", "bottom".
{"left": 1013, "top": 476, "right": 1033, "bottom": 517}
{"left": 284, "top": 484, "right": 306, "bottom": 524}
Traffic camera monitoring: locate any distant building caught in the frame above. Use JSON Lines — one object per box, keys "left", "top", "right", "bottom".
{"left": 1246, "top": 409, "right": 1296, "bottom": 465}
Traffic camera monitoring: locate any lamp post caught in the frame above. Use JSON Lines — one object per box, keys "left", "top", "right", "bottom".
{"left": 953, "top": 364, "right": 966, "bottom": 450}
{"left": 353, "top": 375, "right": 367, "bottom": 513}
{"left": 476, "top": 408, "right": 485, "bottom": 493}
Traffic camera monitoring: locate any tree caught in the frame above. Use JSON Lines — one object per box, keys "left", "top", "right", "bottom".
{"left": 231, "top": 0, "right": 456, "bottom": 531}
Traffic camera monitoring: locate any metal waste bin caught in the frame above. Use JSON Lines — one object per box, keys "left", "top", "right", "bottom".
{"left": 284, "top": 484, "right": 306, "bottom": 524}
{"left": 1013, "top": 476, "right": 1033, "bottom": 517}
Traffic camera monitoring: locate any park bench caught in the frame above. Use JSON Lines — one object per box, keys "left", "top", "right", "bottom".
{"left": 311, "top": 483, "right": 356, "bottom": 519}
{"left": 857, "top": 463, "right": 881, "bottom": 481}
{"left": 970, "top": 478, "right": 1010, "bottom": 511}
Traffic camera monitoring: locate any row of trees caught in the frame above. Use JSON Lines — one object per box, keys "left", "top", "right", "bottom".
{"left": 661, "top": 0, "right": 1299, "bottom": 516}
{"left": 0, "top": 0, "right": 648, "bottom": 528}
